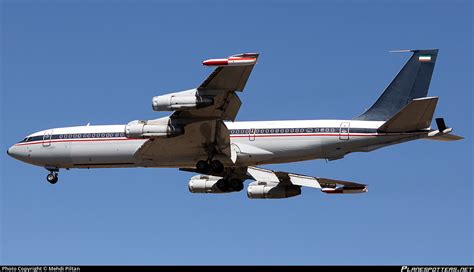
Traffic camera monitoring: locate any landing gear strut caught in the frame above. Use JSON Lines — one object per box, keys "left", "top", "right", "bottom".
{"left": 46, "top": 171, "right": 58, "bottom": 184}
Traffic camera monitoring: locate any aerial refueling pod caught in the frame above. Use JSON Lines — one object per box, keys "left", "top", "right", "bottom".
{"left": 247, "top": 181, "right": 301, "bottom": 199}
{"left": 125, "top": 120, "right": 183, "bottom": 139}
{"left": 152, "top": 89, "right": 213, "bottom": 111}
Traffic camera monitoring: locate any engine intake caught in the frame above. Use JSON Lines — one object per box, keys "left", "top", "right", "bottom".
{"left": 125, "top": 120, "right": 183, "bottom": 139}
{"left": 247, "top": 181, "right": 301, "bottom": 199}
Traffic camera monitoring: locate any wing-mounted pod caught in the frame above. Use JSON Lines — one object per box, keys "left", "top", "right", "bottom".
{"left": 202, "top": 53, "right": 259, "bottom": 67}
{"left": 321, "top": 185, "right": 368, "bottom": 194}
{"left": 152, "top": 88, "right": 214, "bottom": 112}
{"left": 188, "top": 174, "right": 245, "bottom": 193}
{"left": 125, "top": 118, "right": 184, "bottom": 139}
{"left": 247, "top": 181, "right": 301, "bottom": 199}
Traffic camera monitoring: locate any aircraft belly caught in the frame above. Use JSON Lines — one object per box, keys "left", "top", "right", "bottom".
{"left": 321, "top": 134, "right": 418, "bottom": 159}
{"left": 231, "top": 136, "right": 323, "bottom": 165}
{"left": 132, "top": 137, "right": 211, "bottom": 168}
{"left": 69, "top": 141, "right": 143, "bottom": 167}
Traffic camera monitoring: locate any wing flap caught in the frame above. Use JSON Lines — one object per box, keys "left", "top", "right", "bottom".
{"left": 247, "top": 167, "right": 279, "bottom": 183}
{"left": 287, "top": 173, "right": 321, "bottom": 189}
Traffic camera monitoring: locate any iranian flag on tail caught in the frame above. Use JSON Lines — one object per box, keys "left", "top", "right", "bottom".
{"left": 418, "top": 55, "right": 432, "bottom": 62}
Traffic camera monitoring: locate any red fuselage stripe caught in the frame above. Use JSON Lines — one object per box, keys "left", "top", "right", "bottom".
{"left": 14, "top": 138, "right": 144, "bottom": 146}
{"left": 229, "top": 133, "right": 379, "bottom": 138}
{"left": 14, "top": 132, "right": 416, "bottom": 146}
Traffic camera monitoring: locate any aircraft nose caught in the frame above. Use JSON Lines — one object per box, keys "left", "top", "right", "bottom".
{"left": 7, "top": 145, "right": 24, "bottom": 160}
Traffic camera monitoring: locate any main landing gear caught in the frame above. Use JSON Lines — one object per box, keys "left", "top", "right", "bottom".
{"left": 216, "top": 178, "right": 244, "bottom": 192}
{"left": 46, "top": 169, "right": 59, "bottom": 184}
{"left": 196, "top": 159, "right": 224, "bottom": 174}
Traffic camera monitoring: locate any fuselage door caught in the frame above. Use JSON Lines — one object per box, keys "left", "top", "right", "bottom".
{"left": 43, "top": 130, "right": 53, "bottom": 147}
{"left": 249, "top": 128, "right": 256, "bottom": 141}
{"left": 339, "top": 122, "right": 350, "bottom": 140}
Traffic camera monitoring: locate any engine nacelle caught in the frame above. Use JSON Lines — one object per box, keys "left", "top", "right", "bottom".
{"left": 247, "top": 181, "right": 301, "bottom": 199}
{"left": 152, "top": 89, "right": 213, "bottom": 111}
{"left": 321, "top": 186, "right": 368, "bottom": 194}
{"left": 125, "top": 120, "right": 183, "bottom": 139}
{"left": 188, "top": 175, "right": 228, "bottom": 194}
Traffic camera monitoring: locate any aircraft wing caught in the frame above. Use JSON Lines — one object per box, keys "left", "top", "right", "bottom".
{"left": 171, "top": 52, "right": 259, "bottom": 122}
{"left": 134, "top": 53, "right": 259, "bottom": 165}
{"left": 180, "top": 166, "right": 368, "bottom": 195}
{"left": 246, "top": 166, "right": 368, "bottom": 194}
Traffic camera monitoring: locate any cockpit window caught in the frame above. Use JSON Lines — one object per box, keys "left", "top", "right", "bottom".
{"left": 19, "top": 137, "right": 28, "bottom": 143}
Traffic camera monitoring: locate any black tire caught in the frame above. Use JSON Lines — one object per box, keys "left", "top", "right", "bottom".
{"left": 47, "top": 173, "right": 58, "bottom": 184}
{"left": 196, "top": 160, "right": 210, "bottom": 173}
{"left": 216, "top": 179, "right": 229, "bottom": 192}
{"left": 210, "top": 160, "right": 224, "bottom": 173}
{"left": 230, "top": 179, "right": 244, "bottom": 192}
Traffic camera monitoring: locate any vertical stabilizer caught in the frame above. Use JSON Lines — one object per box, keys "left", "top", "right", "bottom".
{"left": 355, "top": 49, "right": 438, "bottom": 121}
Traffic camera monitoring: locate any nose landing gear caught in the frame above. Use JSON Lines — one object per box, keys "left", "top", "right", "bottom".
{"left": 45, "top": 168, "right": 59, "bottom": 184}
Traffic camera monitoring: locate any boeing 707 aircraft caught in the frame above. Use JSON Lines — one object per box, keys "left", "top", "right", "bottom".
{"left": 7, "top": 49, "right": 463, "bottom": 199}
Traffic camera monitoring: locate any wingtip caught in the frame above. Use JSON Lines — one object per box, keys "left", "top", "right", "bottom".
{"left": 231, "top": 52, "right": 260, "bottom": 58}
{"left": 389, "top": 48, "right": 439, "bottom": 53}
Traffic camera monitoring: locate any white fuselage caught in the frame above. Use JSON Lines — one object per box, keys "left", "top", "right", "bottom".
{"left": 7, "top": 119, "right": 428, "bottom": 170}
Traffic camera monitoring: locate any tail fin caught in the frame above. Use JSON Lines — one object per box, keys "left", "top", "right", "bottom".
{"left": 355, "top": 49, "right": 439, "bottom": 121}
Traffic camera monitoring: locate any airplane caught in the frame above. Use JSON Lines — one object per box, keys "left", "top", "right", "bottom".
{"left": 7, "top": 49, "right": 463, "bottom": 199}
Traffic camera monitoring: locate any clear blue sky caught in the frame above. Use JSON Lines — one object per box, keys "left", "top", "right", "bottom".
{"left": 1, "top": 0, "right": 472, "bottom": 265}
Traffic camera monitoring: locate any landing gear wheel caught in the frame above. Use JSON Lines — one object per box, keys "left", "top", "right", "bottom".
{"left": 216, "top": 179, "right": 229, "bottom": 192}
{"left": 46, "top": 173, "right": 58, "bottom": 184}
{"left": 210, "top": 160, "right": 224, "bottom": 173}
{"left": 230, "top": 179, "right": 244, "bottom": 192}
{"left": 196, "top": 160, "right": 210, "bottom": 173}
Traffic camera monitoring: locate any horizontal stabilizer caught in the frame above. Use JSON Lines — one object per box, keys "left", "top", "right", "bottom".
{"left": 424, "top": 118, "right": 464, "bottom": 141}
{"left": 378, "top": 97, "right": 438, "bottom": 132}
{"left": 424, "top": 133, "right": 464, "bottom": 141}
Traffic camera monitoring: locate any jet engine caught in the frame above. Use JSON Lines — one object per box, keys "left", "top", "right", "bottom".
{"left": 152, "top": 89, "right": 213, "bottom": 111}
{"left": 247, "top": 181, "right": 301, "bottom": 199}
{"left": 125, "top": 120, "right": 183, "bottom": 139}
{"left": 188, "top": 175, "right": 230, "bottom": 194}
